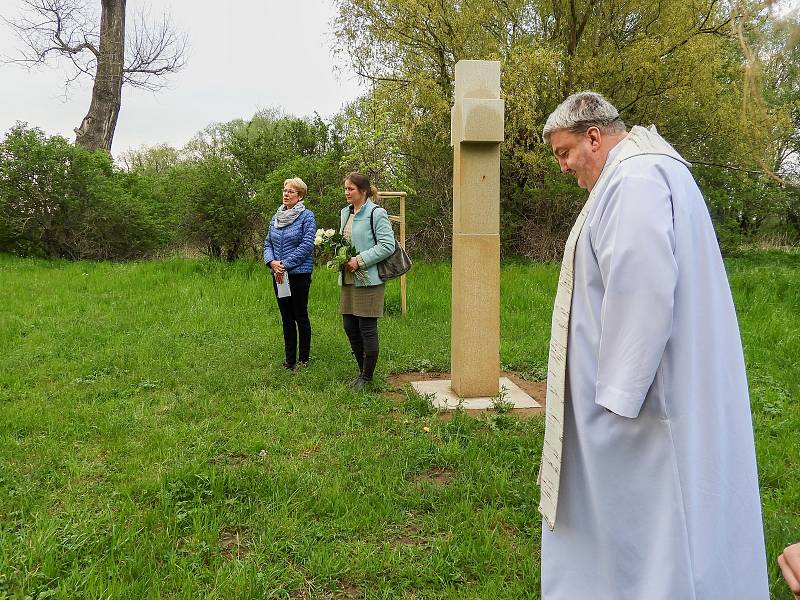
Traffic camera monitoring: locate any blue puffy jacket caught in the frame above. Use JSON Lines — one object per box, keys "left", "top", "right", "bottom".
{"left": 263, "top": 209, "right": 316, "bottom": 274}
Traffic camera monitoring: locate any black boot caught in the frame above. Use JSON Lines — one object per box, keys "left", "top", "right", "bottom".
{"left": 353, "top": 351, "right": 364, "bottom": 373}
{"left": 342, "top": 315, "right": 364, "bottom": 383}
{"left": 362, "top": 351, "right": 378, "bottom": 381}
{"left": 349, "top": 352, "right": 365, "bottom": 387}
{"left": 352, "top": 351, "right": 378, "bottom": 391}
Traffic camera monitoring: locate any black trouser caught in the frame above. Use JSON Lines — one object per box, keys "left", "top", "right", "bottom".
{"left": 342, "top": 314, "right": 379, "bottom": 378}
{"left": 273, "top": 273, "right": 312, "bottom": 365}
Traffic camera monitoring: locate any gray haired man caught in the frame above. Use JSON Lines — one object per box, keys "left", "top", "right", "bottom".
{"left": 538, "top": 92, "right": 768, "bottom": 599}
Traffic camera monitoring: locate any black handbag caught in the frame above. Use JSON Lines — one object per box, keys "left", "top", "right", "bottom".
{"left": 370, "top": 207, "right": 412, "bottom": 281}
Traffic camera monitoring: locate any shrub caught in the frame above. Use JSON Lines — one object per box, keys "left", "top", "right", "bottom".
{"left": 0, "top": 124, "right": 169, "bottom": 259}
{"left": 176, "top": 157, "right": 265, "bottom": 261}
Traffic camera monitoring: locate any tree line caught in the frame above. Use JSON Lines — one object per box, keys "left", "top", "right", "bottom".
{"left": 0, "top": 110, "right": 352, "bottom": 260}
{"left": 331, "top": 0, "right": 800, "bottom": 257}
{"left": 0, "top": 0, "right": 798, "bottom": 261}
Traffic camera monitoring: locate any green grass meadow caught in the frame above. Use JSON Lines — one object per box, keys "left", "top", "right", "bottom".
{"left": 0, "top": 252, "right": 798, "bottom": 598}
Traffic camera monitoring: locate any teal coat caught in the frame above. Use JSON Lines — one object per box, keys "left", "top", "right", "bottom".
{"left": 338, "top": 200, "right": 396, "bottom": 287}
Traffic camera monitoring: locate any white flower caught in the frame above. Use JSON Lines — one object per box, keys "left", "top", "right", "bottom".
{"left": 314, "top": 236, "right": 323, "bottom": 246}
{"left": 325, "top": 229, "right": 335, "bottom": 237}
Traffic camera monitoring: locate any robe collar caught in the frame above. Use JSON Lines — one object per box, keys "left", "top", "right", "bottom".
{"left": 615, "top": 125, "right": 691, "bottom": 168}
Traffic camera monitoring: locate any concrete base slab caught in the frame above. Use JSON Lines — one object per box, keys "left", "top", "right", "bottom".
{"left": 410, "top": 377, "right": 541, "bottom": 410}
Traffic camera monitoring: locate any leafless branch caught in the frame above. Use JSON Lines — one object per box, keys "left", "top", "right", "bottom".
{"left": 3, "top": 0, "right": 187, "bottom": 92}
{"left": 690, "top": 159, "right": 786, "bottom": 182}
{"left": 2, "top": 0, "right": 99, "bottom": 70}
{"left": 123, "top": 7, "right": 188, "bottom": 91}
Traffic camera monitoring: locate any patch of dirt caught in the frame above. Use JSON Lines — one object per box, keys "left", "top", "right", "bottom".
{"left": 409, "top": 466, "right": 454, "bottom": 487}
{"left": 384, "top": 371, "right": 546, "bottom": 419}
{"left": 299, "top": 444, "right": 321, "bottom": 459}
{"left": 387, "top": 371, "right": 449, "bottom": 386}
{"left": 394, "top": 521, "right": 427, "bottom": 547}
{"left": 499, "top": 522, "right": 519, "bottom": 537}
{"left": 291, "top": 582, "right": 338, "bottom": 600}
{"left": 210, "top": 452, "right": 250, "bottom": 467}
{"left": 496, "top": 522, "right": 521, "bottom": 549}
{"left": 337, "top": 580, "right": 360, "bottom": 599}
{"left": 382, "top": 388, "right": 406, "bottom": 403}
{"left": 395, "top": 534, "right": 416, "bottom": 545}
{"left": 219, "top": 526, "right": 249, "bottom": 560}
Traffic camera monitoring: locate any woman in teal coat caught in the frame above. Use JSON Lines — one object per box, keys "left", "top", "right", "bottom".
{"left": 338, "top": 172, "right": 395, "bottom": 389}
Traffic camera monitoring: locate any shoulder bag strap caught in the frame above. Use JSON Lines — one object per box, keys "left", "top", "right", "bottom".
{"left": 369, "top": 206, "right": 378, "bottom": 245}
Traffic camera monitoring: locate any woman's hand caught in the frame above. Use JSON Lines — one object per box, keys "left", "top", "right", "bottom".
{"left": 271, "top": 260, "right": 286, "bottom": 283}
{"left": 345, "top": 257, "right": 360, "bottom": 272}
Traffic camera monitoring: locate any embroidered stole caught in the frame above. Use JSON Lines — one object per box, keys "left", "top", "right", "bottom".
{"left": 537, "top": 125, "right": 690, "bottom": 530}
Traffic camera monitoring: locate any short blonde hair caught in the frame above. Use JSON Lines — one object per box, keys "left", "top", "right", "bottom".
{"left": 284, "top": 177, "right": 308, "bottom": 198}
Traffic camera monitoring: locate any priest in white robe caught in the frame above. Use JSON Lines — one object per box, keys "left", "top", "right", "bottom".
{"left": 538, "top": 91, "right": 769, "bottom": 599}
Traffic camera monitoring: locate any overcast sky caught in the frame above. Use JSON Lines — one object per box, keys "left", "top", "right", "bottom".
{"left": 0, "top": 0, "right": 365, "bottom": 158}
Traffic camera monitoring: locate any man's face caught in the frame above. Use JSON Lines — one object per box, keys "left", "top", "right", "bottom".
{"left": 549, "top": 128, "right": 605, "bottom": 191}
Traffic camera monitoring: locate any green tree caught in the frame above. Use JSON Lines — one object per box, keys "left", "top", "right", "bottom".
{"left": 178, "top": 110, "right": 346, "bottom": 258}
{"left": 333, "top": 0, "right": 800, "bottom": 255}
{"left": 337, "top": 88, "right": 413, "bottom": 193}
{"left": 255, "top": 154, "right": 345, "bottom": 233}
{"left": 118, "top": 144, "right": 181, "bottom": 175}
{"left": 0, "top": 124, "right": 167, "bottom": 259}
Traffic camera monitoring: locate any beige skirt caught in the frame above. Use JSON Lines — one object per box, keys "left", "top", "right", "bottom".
{"left": 339, "top": 283, "right": 385, "bottom": 317}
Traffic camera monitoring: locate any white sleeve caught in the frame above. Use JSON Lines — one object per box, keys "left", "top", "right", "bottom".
{"left": 590, "top": 163, "right": 678, "bottom": 418}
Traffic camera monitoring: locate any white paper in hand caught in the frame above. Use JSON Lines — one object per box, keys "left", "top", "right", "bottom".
{"left": 276, "top": 275, "right": 291, "bottom": 298}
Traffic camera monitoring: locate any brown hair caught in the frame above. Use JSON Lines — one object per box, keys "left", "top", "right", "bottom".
{"left": 344, "top": 171, "right": 378, "bottom": 199}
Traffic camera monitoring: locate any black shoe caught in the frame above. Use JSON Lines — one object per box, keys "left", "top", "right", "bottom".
{"left": 350, "top": 376, "right": 372, "bottom": 391}
{"left": 282, "top": 361, "right": 296, "bottom": 370}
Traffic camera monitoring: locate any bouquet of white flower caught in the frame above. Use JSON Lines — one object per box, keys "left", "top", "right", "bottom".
{"left": 314, "top": 228, "right": 337, "bottom": 249}
{"left": 314, "top": 228, "right": 367, "bottom": 282}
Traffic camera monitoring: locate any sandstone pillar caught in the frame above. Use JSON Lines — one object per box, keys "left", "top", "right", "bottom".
{"left": 450, "top": 60, "right": 504, "bottom": 397}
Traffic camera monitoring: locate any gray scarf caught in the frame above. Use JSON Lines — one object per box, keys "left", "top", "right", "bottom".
{"left": 273, "top": 201, "right": 306, "bottom": 228}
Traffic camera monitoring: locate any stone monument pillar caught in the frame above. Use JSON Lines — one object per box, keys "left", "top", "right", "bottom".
{"left": 410, "top": 60, "right": 539, "bottom": 412}
{"left": 450, "top": 60, "right": 504, "bottom": 397}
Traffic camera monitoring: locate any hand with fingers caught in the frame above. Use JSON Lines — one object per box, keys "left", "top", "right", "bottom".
{"left": 270, "top": 260, "right": 286, "bottom": 283}
{"left": 345, "top": 256, "right": 359, "bottom": 272}
{"left": 779, "top": 543, "right": 800, "bottom": 599}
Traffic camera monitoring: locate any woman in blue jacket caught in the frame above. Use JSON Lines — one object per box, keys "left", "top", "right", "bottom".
{"left": 339, "top": 172, "right": 396, "bottom": 389}
{"left": 264, "top": 177, "right": 316, "bottom": 369}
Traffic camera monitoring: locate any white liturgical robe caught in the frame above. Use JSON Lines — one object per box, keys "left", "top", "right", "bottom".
{"left": 541, "top": 128, "right": 769, "bottom": 599}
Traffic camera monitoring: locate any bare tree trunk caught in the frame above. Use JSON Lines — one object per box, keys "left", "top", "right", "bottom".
{"left": 74, "top": 0, "right": 126, "bottom": 151}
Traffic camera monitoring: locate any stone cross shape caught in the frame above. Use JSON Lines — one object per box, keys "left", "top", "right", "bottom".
{"left": 450, "top": 60, "right": 505, "bottom": 398}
